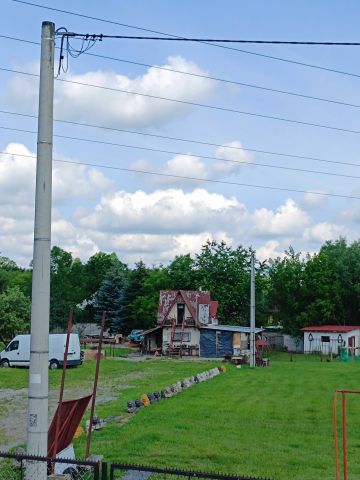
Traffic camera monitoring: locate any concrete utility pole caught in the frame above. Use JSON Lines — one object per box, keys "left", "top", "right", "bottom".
{"left": 249, "top": 252, "right": 256, "bottom": 368}
{"left": 26, "top": 21, "right": 55, "bottom": 478}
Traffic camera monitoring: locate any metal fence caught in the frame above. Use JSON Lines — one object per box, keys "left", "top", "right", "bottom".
{"left": 0, "top": 452, "right": 270, "bottom": 480}
{"left": 0, "top": 451, "right": 101, "bottom": 479}
{"left": 110, "top": 463, "right": 270, "bottom": 480}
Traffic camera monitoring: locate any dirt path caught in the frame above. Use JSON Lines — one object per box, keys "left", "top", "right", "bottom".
{"left": 0, "top": 382, "right": 131, "bottom": 452}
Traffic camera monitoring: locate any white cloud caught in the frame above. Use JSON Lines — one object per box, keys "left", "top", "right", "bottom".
{"left": 83, "top": 231, "right": 233, "bottom": 265}
{"left": 0, "top": 143, "right": 35, "bottom": 206}
{"left": 252, "top": 199, "right": 310, "bottom": 237}
{"left": 5, "top": 57, "right": 214, "bottom": 128}
{"left": 133, "top": 140, "right": 255, "bottom": 187}
{"left": 214, "top": 140, "right": 255, "bottom": 174}
{"left": 339, "top": 206, "right": 360, "bottom": 224}
{"left": 52, "top": 218, "right": 99, "bottom": 260}
{"left": 53, "top": 158, "right": 115, "bottom": 204}
{"left": 0, "top": 142, "right": 355, "bottom": 267}
{"left": 3, "top": 62, "right": 39, "bottom": 112}
{"left": 57, "top": 56, "right": 214, "bottom": 127}
{"left": 0, "top": 143, "right": 115, "bottom": 264}
{"left": 78, "top": 188, "right": 247, "bottom": 234}
{"left": 302, "top": 190, "right": 328, "bottom": 209}
{"left": 303, "top": 222, "right": 346, "bottom": 242}
{"left": 163, "top": 155, "right": 209, "bottom": 178}
{"left": 256, "top": 240, "right": 284, "bottom": 262}
{"left": 0, "top": 143, "right": 114, "bottom": 206}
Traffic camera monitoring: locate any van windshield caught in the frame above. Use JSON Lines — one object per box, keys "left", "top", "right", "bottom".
{"left": 6, "top": 340, "right": 19, "bottom": 352}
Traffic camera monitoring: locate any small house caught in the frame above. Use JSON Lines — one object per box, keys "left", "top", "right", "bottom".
{"left": 302, "top": 325, "right": 360, "bottom": 356}
{"left": 142, "top": 290, "right": 263, "bottom": 357}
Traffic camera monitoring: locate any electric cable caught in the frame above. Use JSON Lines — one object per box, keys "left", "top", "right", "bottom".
{"left": 2, "top": 67, "right": 360, "bottom": 135}
{"left": 59, "top": 33, "right": 360, "bottom": 46}
{"left": 1, "top": 149, "right": 359, "bottom": 200}
{"left": 11, "top": 0, "right": 360, "bottom": 78}
{"left": 0, "top": 108, "right": 359, "bottom": 169}
{"left": 2, "top": 35, "right": 360, "bottom": 108}
{"left": 1, "top": 124, "right": 360, "bottom": 180}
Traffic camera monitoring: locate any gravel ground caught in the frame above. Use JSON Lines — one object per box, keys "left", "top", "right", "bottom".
{"left": 0, "top": 382, "right": 131, "bottom": 452}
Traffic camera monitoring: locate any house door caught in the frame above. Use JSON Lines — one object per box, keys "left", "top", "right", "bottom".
{"left": 348, "top": 336, "right": 355, "bottom": 351}
{"left": 177, "top": 304, "right": 185, "bottom": 325}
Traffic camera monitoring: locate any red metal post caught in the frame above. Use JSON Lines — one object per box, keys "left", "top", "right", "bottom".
{"left": 342, "top": 393, "right": 347, "bottom": 480}
{"left": 85, "top": 311, "right": 106, "bottom": 458}
{"left": 334, "top": 389, "right": 360, "bottom": 480}
{"left": 52, "top": 309, "right": 73, "bottom": 458}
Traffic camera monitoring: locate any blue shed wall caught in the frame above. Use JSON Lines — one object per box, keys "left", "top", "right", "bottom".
{"left": 200, "top": 330, "right": 233, "bottom": 357}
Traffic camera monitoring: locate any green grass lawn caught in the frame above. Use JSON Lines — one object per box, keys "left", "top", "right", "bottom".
{"left": 1, "top": 353, "right": 360, "bottom": 479}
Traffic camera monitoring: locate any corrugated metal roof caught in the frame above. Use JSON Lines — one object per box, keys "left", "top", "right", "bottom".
{"left": 142, "top": 326, "right": 162, "bottom": 335}
{"left": 302, "top": 325, "right": 360, "bottom": 332}
{"left": 157, "top": 290, "right": 218, "bottom": 326}
{"left": 201, "top": 325, "right": 263, "bottom": 333}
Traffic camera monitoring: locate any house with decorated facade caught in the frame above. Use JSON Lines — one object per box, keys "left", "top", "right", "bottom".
{"left": 142, "top": 290, "right": 263, "bottom": 358}
{"left": 302, "top": 325, "right": 360, "bottom": 356}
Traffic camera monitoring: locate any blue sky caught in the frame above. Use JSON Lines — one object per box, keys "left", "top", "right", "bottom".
{"left": 1, "top": 0, "right": 360, "bottom": 266}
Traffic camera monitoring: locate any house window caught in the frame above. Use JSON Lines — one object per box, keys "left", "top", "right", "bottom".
{"left": 321, "top": 336, "right": 330, "bottom": 343}
{"left": 173, "top": 332, "right": 190, "bottom": 342}
{"left": 177, "top": 304, "right": 185, "bottom": 325}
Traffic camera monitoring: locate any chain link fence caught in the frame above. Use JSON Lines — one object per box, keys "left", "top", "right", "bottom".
{"left": 110, "top": 463, "right": 271, "bottom": 480}
{"left": 0, "top": 451, "right": 100, "bottom": 479}
{"left": 0, "top": 452, "right": 270, "bottom": 480}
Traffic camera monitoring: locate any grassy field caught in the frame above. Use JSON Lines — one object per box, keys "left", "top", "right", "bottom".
{"left": 1, "top": 353, "right": 360, "bottom": 479}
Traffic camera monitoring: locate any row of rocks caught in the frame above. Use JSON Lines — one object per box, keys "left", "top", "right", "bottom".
{"left": 126, "top": 367, "right": 225, "bottom": 413}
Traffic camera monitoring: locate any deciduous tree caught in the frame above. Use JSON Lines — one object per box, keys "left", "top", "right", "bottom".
{"left": 0, "top": 286, "right": 31, "bottom": 344}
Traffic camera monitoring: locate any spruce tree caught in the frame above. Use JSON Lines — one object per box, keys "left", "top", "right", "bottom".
{"left": 95, "top": 266, "right": 127, "bottom": 334}
{"left": 122, "top": 260, "right": 149, "bottom": 334}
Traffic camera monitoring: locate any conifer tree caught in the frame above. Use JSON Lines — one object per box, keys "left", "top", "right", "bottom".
{"left": 95, "top": 266, "right": 127, "bottom": 333}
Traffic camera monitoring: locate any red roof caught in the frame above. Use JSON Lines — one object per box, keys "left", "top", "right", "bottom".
{"left": 210, "top": 300, "right": 218, "bottom": 318}
{"left": 302, "top": 325, "right": 360, "bottom": 333}
{"left": 157, "top": 290, "right": 218, "bottom": 325}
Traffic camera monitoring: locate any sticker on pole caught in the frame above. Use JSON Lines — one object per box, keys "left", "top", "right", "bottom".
{"left": 30, "top": 374, "right": 41, "bottom": 384}
{"left": 29, "top": 414, "right": 38, "bottom": 427}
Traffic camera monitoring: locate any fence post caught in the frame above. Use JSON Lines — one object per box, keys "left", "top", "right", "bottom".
{"left": 101, "top": 461, "right": 108, "bottom": 480}
{"left": 93, "top": 462, "right": 100, "bottom": 480}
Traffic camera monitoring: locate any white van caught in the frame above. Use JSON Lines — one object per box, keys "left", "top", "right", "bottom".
{"left": 0, "top": 334, "right": 83, "bottom": 369}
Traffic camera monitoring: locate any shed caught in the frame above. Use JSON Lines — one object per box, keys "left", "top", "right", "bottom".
{"left": 199, "top": 325, "right": 263, "bottom": 358}
{"left": 143, "top": 290, "right": 264, "bottom": 358}
{"left": 302, "top": 325, "right": 360, "bottom": 356}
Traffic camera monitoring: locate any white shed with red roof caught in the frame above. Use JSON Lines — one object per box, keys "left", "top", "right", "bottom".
{"left": 302, "top": 325, "right": 360, "bottom": 356}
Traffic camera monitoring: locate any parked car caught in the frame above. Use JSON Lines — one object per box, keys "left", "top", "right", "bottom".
{"left": 0, "top": 334, "right": 83, "bottom": 369}
{"left": 128, "top": 329, "right": 144, "bottom": 343}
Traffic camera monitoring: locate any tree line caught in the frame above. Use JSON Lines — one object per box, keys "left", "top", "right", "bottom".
{"left": 1, "top": 238, "right": 360, "bottom": 344}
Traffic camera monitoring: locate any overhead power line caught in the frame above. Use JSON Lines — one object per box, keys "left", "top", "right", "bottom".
{"left": 11, "top": 0, "right": 360, "bottom": 78}
{"left": 0, "top": 108, "right": 359, "bottom": 170}
{"left": 1, "top": 149, "right": 359, "bottom": 200}
{"left": 80, "top": 54, "right": 360, "bottom": 107}
{"left": 58, "top": 32, "right": 360, "bottom": 46}
{"left": 2, "top": 36, "right": 360, "bottom": 107}
{"left": 2, "top": 123, "right": 360, "bottom": 180}
{"left": 2, "top": 67, "right": 360, "bottom": 135}
{"left": 0, "top": 34, "right": 40, "bottom": 46}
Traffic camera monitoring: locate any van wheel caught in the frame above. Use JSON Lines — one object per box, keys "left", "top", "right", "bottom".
{"left": 0, "top": 359, "right": 9, "bottom": 368}
{"left": 63, "top": 467, "right": 77, "bottom": 479}
{"left": 49, "top": 359, "right": 59, "bottom": 370}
